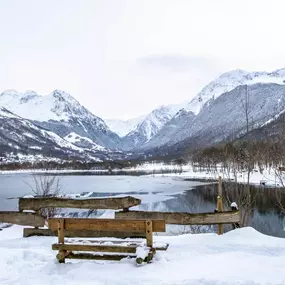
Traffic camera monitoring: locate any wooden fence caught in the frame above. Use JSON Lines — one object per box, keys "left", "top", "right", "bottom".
{"left": 115, "top": 210, "right": 240, "bottom": 225}
{"left": 0, "top": 192, "right": 240, "bottom": 237}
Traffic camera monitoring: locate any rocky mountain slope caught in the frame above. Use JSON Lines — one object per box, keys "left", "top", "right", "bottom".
{"left": 185, "top": 68, "right": 285, "bottom": 115}
{"left": 137, "top": 68, "right": 285, "bottom": 152}
{"left": 121, "top": 103, "right": 185, "bottom": 150}
{"left": 0, "top": 90, "right": 122, "bottom": 150}
{"left": 0, "top": 107, "right": 87, "bottom": 160}
{"left": 143, "top": 83, "right": 285, "bottom": 155}
{"left": 0, "top": 107, "right": 127, "bottom": 162}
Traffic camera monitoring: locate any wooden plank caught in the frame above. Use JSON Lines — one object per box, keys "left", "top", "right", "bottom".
{"left": 145, "top": 220, "right": 153, "bottom": 248}
{"left": 63, "top": 239, "right": 169, "bottom": 251}
{"left": 48, "top": 218, "right": 165, "bottom": 232}
{"left": 115, "top": 210, "right": 240, "bottom": 225}
{"left": 65, "top": 239, "right": 143, "bottom": 246}
{"left": 19, "top": 196, "right": 141, "bottom": 211}
{"left": 52, "top": 244, "right": 137, "bottom": 253}
{"left": 66, "top": 252, "right": 133, "bottom": 261}
{"left": 0, "top": 211, "right": 45, "bottom": 227}
{"left": 23, "top": 228, "right": 146, "bottom": 238}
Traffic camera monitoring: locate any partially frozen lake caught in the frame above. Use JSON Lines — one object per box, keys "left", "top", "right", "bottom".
{"left": 0, "top": 174, "right": 206, "bottom": 211}
{"left": 0, "top": 173, "right": 284, "bottom": 237}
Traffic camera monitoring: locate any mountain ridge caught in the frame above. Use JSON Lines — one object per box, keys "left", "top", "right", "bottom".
{"left": 0, "top": 89, "right": 122, "bottom": 150}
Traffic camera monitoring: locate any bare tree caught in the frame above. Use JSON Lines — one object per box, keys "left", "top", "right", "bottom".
{"left": 26, "top": 174, "right": 62, "bottom": 218}
{"left": 241, "top": 84, "right": 250, "bottom": 134}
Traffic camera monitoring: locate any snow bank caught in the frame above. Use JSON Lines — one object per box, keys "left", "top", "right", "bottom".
{"left": 0, "top": 226, "right": 284, "bottom": 284}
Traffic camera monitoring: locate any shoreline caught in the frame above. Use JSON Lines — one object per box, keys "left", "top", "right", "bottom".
{"left": 0, "top": 163, "right": 283, "bottom": 188}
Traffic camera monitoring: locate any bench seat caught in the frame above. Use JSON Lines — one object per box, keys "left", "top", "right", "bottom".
{"left": 48, "top": 218, "right": 168, "bottom": 264}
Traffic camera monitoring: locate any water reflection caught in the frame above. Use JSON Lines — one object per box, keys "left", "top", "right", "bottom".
{"left": 167, "top": 183, "right": 285, "bottom": 238}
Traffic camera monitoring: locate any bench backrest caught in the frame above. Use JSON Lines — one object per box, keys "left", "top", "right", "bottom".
{"left": 48, "top": 218, "right": 166, "bottom": 233}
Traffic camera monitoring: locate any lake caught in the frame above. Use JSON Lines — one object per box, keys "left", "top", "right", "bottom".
{"left": 0, "top": 173, "right": 284, "bottom": 237}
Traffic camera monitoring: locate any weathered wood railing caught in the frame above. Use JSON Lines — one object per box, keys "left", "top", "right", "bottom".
{"left": 115, "top": 210, "right": 240, "bottom": 225}
{"left": 0, "top": 211, "right": 45, "bottom": 227}
{"left": 18, "top": 196, "right": 140, "bottom": 211}
{"left": 0, "top": 195, "right": 240, "bottom": 237}
{"left": 0, "top": 196, "right": 141, "bottom": 237}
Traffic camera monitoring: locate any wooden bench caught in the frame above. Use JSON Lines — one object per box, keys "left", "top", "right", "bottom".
{"left": 48, "top": 218, "right": 168, "bottom": 264}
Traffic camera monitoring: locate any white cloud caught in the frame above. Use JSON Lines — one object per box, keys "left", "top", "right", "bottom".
{"left": 0, "top": 0, "right": 285, "bottom": 119}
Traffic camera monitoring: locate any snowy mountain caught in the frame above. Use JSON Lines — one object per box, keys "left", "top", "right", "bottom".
{"left": 3, "top": 67, "right": 285, "bottom": 162}
{"left": 0, "top": 107, "right": 89, "bottom": 161}
{"left": 121, "top": 103, "right": 185, "bottom": 150}
{"left": 144, "top": 83, "right": 285, "bottom": 154}
{"left": 0, "top": 106, "right": 126, "bottom": 162}
{"left": 186, "top": 68, "right": 285, "bottom": 115}
{"left": 0, "top": 90, "right": 122, "bottom": 150}
{"left": 137, "top": 68, "right": 285, "bottom": 152}
{"left": 64, "top": 132, "right": 107, "bottom": 151}
{"left": 105, "top": 115, "right": 145, "bottom": 137}
{"left": 120, "top": 68, "right": 285, "bottom": 152}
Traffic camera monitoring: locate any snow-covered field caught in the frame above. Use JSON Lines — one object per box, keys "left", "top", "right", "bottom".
{"left": 133, "top": 163, "right": 284, "bottom": 187}
{"left": 0, "top": 226, "right": 284, "bottom": 285}
{"left": 1, "top": 162, "right": 283, "bottom": 187}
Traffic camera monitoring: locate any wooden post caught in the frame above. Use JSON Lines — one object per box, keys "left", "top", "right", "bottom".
{"left": 231, "top": 202, "right": 240, "bottom": 229}
{"left": 58, "top": 219, "right": 65, "bottom": 244}
{"left": 217, "top": 175, "right": 223, "bottom": 235}
{"left": 145, "top": 220, "right": 153, "bottom": 248}
{"left": 35, "top": 210, "right": 40, "bottom": 229}
{"left": 57, "top": 219, "right": 65, "bottom": 263}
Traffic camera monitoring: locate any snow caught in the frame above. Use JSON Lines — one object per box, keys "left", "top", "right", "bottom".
{"left": 105, "top": 115, "right": 146, "bottom": 137}
{"left": 43, "top": 130, "right": 83, "bottom": 152}
{"left": 0, "top": 226, "right": 284, "bottom": 284}
{"left": 23, "top": 195, "right": 34, "bottom": 198}
{"left": 0, "top": 107, "right": 20, "bottom": 119}
{"left": 186, "top": 68, "right": 285, "bottom": 115}
{"left": 127, "top": 104, "right": 184, "bottom": 142}
{"left": 0, "top": 90, "right": 107, "bottom": 130}
{"left": 231, "top": 202, "right": 238, "bottom": 209}
{"left": 0, "top": 161, "right": 282, "bottom": 188}
{"left": 29, "top": 146, "right": 42, "bottom": 150}
{"left": 136, "top": 246, "right": 149, "bottom": 259}
{"left": 23, "top": 132, "right": 37, "bottom": 139}
{"left": 64, "top": 132, "right": 106, "bottom": 151}
{"left": 261, "top": 109, "right": 285, "bottom": 127}
{"left": 141, "top": 163, "right": 285, "bottom": 187}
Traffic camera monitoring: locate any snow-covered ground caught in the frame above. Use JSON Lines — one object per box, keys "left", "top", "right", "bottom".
{"left": 131, "top": 163, "right": 284, "bottom": 187}
{"left": 0, "top": 162, "right": 284, "bottom": 187}
{"left": 0, "top": 225, "right": 284, "bottom": 284}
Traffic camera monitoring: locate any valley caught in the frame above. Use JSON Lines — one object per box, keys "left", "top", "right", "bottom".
{"left": 1, "top": 67, "right": 285, "bottom": 165}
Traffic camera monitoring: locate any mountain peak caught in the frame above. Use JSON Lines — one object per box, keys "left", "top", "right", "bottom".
{"left": 219, "top": 69, "right": 249, "bottom": 78}
{"left": 186, "top": 67, "right": 285, "bottom": 115}
{"left": 50, "top": 89, "right": 80, "bottom": 106}
{"left": 0, "top": 89, "right": 20, "bottom": 97}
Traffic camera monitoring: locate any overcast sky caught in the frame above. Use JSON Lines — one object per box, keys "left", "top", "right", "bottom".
{"left": 0, "top": 0, "right": 285, "bottom": 120}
